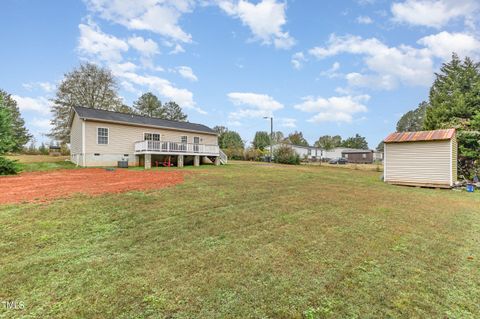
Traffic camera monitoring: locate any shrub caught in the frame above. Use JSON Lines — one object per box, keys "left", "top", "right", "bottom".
{"left": 0, "top": 156, "right": 19, "bottom": 175}
{"left": 273, "top": 145, "right": 300, "bottom": 165}
{"left": 243, "top": 147, "right": 267, "bottom": 161}
{"left": 222, "top": 147, "right": 244, "bottom": 160}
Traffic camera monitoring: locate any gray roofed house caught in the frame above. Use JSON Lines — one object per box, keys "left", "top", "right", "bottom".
{"left": 69, "top": 106, "right": 226, "bottom": 169}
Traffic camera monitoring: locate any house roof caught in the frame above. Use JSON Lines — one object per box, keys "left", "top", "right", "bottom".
{"left": 341, "top": 149, "right": 373, "bottom": 154}
{"left": 71, "top": 106, "right": 217, "bottom": 135}
{"left": 384, "top": 128, "right": 455, "bottom": 143}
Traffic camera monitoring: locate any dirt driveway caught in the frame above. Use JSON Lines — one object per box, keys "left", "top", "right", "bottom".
{"left": 0, "top": 168, "right": 185, "bottom": 205}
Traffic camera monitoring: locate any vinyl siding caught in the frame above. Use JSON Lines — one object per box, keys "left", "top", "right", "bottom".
{"left": 385, "top": 140, "right": 452, "bottom": 186}
{"left": 69, "top": 113, "right": 83, "bottom": 165}
{"left": 82, "top": 119, "right": 218, "bottom": 166}
{"left": 452, "top": 135, "right": 457, "bottom": 183}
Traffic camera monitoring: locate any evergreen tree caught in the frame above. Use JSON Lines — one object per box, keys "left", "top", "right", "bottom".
{"left": 49, "top": 63, "right": 123, "bottom": 144}
{"left": 133, "top": 92, "right": 164, "bottom": 117}
{"left": 423, "top": 53, "right": 480, "bottom": 176}
{"left": 0, "top": 105, "right": 14, "bottom": 154}
{"left": 396, "top": 101, "right": 428, "bottom": 132}
{"left": 163, "top": 101, "right": 187, "bottom": 121}
{"left": 253, "top": 131, "right": 271, "bottom": 150}
{"left": 0, "top": 89, "right": 32, "bottom": 151}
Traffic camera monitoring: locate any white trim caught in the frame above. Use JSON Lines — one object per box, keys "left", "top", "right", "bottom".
{"left": 383, "top": 143, "right": 387, "bottom": 181}
{"left": 82, "top": 120, "right": 86, "bottom": 167}
{"left": 96, "top": 127, "right": 109, "bottom": 145}
{"left": 449, "top": 138, "right": 453, "bottom": 186}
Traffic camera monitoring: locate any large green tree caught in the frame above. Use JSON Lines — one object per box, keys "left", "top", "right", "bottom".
{"left": 423, "top": 54, "right": 480, "bottom": 176}
{"left": 214, "top": 126, "right": 244, "bottom": 150}
{"left": 253, "top": 131, "right": 271, "bottom": 150}
{"left": 314, "top": 135, "right": 342, "bottom": 150}
{"left": 0, "top": 90, "right": 31, "bottom": 151}
{"left": 133, "top": 92, "right": 164, "bottom": 117}
{"left": 341, "top": 134, "right": 369, "bottom": 149}
{"left": 163, "top": 101, "right": 187, "bottom": 121}
{"left": 286, "top": 131, "right": 309, "bottom": 146}
{"left": 49, "top": 63, "right": 123, "bottom": 144}
{"left": 0, "top": 104, "right": 15, "bottom": 154}
{"left": 396, "top": 101, "right": 428, "bottom": 132}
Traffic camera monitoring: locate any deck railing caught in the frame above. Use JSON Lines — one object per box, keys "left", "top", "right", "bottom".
{"left": 134, "top": 140, "right": 219, "bottom": 155}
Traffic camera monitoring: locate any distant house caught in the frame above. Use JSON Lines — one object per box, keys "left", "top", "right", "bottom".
{"left": 271, "top": 143, "right": 323, "bottom": 160}
{"left": 68, "top": 106, "right": 226, "bottom": 169}
{"left": 323, "top": 147, "right": 373, "bottom": 161}
{"left": 341, "top": 149, "right": 374, "bottom": 164}
{"left": 383, "top": 128, "right": 457, "bottom": 188}
{"left": 373, "top": 151, "right": 384, "bottom": 162}
{"left": 48, "top": 145, "right": 61, "bottom": 156}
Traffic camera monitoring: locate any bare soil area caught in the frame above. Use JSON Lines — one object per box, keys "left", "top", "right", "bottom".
{"left": 0, "top": 168, "right": 184, "bottom": 204}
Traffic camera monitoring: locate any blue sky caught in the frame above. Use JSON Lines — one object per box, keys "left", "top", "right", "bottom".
{"left": 2, "top": 0, "right": 480, "bottom": 148}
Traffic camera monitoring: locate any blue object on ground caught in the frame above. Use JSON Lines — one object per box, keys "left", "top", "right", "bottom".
{"left": 466, "top": 184, "right": 475, "bottom": 192}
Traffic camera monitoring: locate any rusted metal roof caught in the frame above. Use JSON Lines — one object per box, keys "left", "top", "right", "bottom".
{"left": 384, "top": 128, "right": 455, "bottom": 143}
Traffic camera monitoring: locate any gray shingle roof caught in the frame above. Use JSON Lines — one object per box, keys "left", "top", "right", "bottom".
{"left": 72, "top": 106, "right": 216, "bottom": 135}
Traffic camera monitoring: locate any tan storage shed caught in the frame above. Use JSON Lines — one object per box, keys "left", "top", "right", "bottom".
{"left": 383, "top": 129, "right": 457, "bottom": 188}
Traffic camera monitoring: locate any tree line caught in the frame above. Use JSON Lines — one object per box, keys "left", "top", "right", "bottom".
{"left": 391, "top": 53, "right": 480, "bottom": 177}
{"left": 214, "top": 125, "right": 370, "bottom": 161}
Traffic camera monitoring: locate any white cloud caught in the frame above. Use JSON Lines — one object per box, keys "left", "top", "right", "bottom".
{"left": 169, "top": 43, "right": 185, "bottom": 54}
{"left": 119, "top": 71, "right": 205, "bottom": 113}
{"left": 228, "top": 92, "right": 284, "bottom": 120}
{"left": 417, "top": 31, "right": 480, "bottom": 60}
{"left": 176, "top": 66, "right": 198, "bottom": 81}
{"left": 320, "top": 61, "right": 342, "bottom": 78}
{"left": 12, "top": 95, "right": 51, "bottom": 115}
{"left": 356, "top": 15, "right": 373, "bottom": 24}
{"left": 309, "top": 32, "right": 480, "bottom": 90}
{"left": 31, "top": 118, "right": 53, "bottom": 130}
{"left": 291, "top": 52, "right": 306, "bottom": 69}
{"left": 278, "top": 117, "right": 296, "bottom": 128}
{"left": 391, "top": 0, "right": 479, "bottom": 28}
{"left": 294, "top": 95, "right": 369, "bottom": 123}
{"left": 127, "top": 36, "right": 159, "bottom": 56}
{"left": 309, "top": 34, "right": 434, "bottom": 88}
{"left": 78, "top": 20, "right": 128, "bottom": 63}
{"left": 84, "top": 0, "right": 194, "bottom": 43}
{"left": 217, "top": 0, "right": 295, "bottom": 49}
{"left": 22, "top": 82, "right": 55, "bottom": 93}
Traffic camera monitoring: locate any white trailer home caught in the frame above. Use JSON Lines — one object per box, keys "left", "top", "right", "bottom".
{"left": 383, "top": 128, "right": 457, "bottom": 188}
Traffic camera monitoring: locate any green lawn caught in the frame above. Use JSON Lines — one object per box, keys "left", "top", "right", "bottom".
{"left": 1, "top": 162, "right": 479, "bottom": 318}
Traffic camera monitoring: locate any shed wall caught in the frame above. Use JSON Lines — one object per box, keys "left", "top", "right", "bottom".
{"left": 384, "top": 140, "right": 452, "bottom": 186}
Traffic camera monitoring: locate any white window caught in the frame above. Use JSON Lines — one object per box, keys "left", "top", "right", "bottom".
{"left": 181, "top": 136, "right": 187, "bottom": 144}
{"left": 97, "top": 128, "right": 109, "bottom": 145}
{"left": 344, "top": 154, "right": 349, "bottom": 158}
{"left": 144, "top": 133, "right": 160, "bottom": 141}
{"left": 362, "top": 153, "right": 367, "bottom": 159}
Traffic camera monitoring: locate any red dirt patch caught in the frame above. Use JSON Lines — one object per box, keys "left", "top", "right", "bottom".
{"left": 0, "top": 168, "right": 185, "bottom": 205}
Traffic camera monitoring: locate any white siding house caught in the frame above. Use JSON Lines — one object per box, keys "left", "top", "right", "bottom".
{"left": 383, "top": 129, "right": 457, "bottom": 188}
{"left": 271, "top": 143, "right": 323, "bottom": 160}
{"left": 69, "top": 106, "right": 225, "bottom": 169}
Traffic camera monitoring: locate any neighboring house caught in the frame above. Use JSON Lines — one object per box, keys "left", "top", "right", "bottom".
{"left": 383, "top": 128, "right": 457, "bottom": 188}
{"left": 271, "top": 143, "right": 323, "bottom": 160}
{"left": 323, "top": 147, "right": 367, "bottom": 160}
{"left": 341, "top": 149, "right": 374, "bottom": 164}
{"left": 69, "top": 106, "right": 226, "bottom": 169}
{"left": 373, "top": 151, "right": 384, "bottom": 162}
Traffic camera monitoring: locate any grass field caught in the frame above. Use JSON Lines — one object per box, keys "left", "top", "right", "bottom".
{"left": 1, "top": 161, "right": 479, "bottom": 318}
{"left": 6, "top": 155, "right": 75, "bottom": 172}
